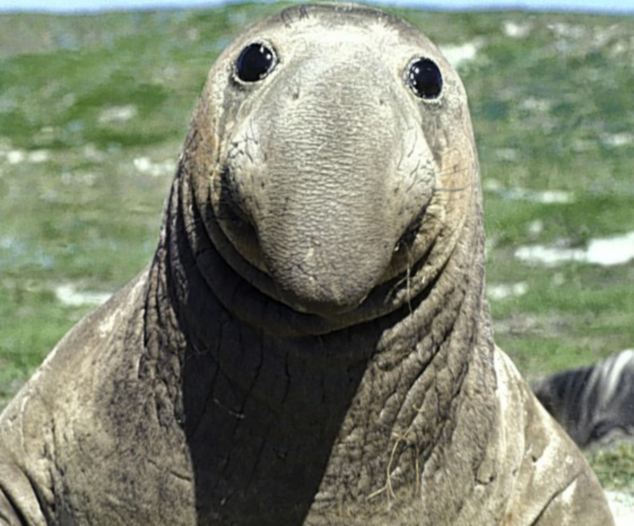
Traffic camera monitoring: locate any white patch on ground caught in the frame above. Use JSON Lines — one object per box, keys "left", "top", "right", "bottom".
{"left": 61, "top": 93, "right": 76, "bottom": 109}
{"left": 547, "top": 22, "right": 584, "bottom": 55}
{"left": 98, "top": 104, "right": 138, "bottom": 124}
{"left": 495, "top": 148, "right": 519, "bottom": 162}
{"left": 133, "top": 156, "right": 176, "bottom": 178}
{"left": 519, "top": 190, "right": 572, "bottom": 204}
{"left": 502, "top": 20, "right": 531, "bottom": 39}
{"left": 610, "top": 41, "right": 629, "bottom": 56}
{"left": 484, "top": 180, "right": 573, "bottom": 204}
{"left": 440, "top": 39, "right": 484, "bottom": 69}
{"left": 2, "top": 148, "right": 50, "bottom": 164}
{"left": 548, "top": 22, "right": 585, "bottom": 40}
{"left": 33, "top": 126, "right": 58, "bottom": 145}
{"left": 60, "top": 171, "right": 97, "bottom": 186}
{"left": 572, "top": 138, "right": 595, "bottom": 153}
{"left": 605, "top": 490, "right": 634, "bottom": 526}
{"left": 551, "top": 272, "right": 566, "bottom": 286}
{"left": 515, "top": 231, "right": 634, "bottom": 267}
{"left": 186, "top": 27, "right": 200, "bottom": 42}
{"left": 520, "top": 97, "right": 552, "bottom": 113}
{"left": 153, "top": 64, "right": 179, "bottom": 84}
{"left": 54, "top": 284, "right": 111, "bottom": 307}
{"left": 527, "top": 220, "right": 543, "bottom": 236}
{"left": 487, "top": 282, "right": 528, "bottom": 300}
{"left": 484, "top": 179, "right": 502, "bottom": 191}
{"left": 6, "top": 150, "right": 25, "bottom": 164}
{"left": 592, "top": 24, "right": 620, "bottom": 48}
{"left": 601, "top": 132, "right": 633, "bottom": 148}
{"left": 27, "top": 150, "right": 50, "bottom": 163}
{"left": 82, "top": 143, "right": 106, "bottom": 162}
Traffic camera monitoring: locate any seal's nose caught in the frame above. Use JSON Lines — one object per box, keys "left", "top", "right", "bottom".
{"left": 252, "top": 65, "right": 402, "bottom": 313}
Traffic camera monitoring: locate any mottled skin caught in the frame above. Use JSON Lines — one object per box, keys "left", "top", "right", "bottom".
{"left": 0, "top": 4, "right": 614, "bottom": 525}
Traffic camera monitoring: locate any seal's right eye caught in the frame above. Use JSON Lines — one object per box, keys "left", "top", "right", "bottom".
{"left": 235, "top": 43, "right": 277, "bottom": 82}
{"left": 407, "top": 57, "right": 443, "bottom": 100}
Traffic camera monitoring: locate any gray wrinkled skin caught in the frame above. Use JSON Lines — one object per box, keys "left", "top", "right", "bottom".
{"left": 0, "top": 4, "right": 614, "bottom": 525}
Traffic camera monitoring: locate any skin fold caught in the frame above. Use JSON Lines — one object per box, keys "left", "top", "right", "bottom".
{"left": 0, "top": 4, "right": 615, "bottom": 525}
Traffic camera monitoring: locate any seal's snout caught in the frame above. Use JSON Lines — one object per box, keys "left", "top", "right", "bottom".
{"left": 219, "top": 45, "right": 437, "bottom": 316}
{"left": 268, "top": 243, "right": 373, "bottom": 316}
{"left": 259, "top": 217, "right": 393, "bottom": 315}
{"left": 248, "top": 112, "right": 403, "bottom": 313}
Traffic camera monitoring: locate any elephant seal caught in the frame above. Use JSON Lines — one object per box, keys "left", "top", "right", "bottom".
{"left": 0, "top": 4, "right": 614, "bottom": 525}
{"left": 534, "top": 349, "right": 634, "bottom": 448}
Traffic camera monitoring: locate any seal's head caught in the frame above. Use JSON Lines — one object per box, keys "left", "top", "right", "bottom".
{"left": 185, "top": 4, "right": 480, "bottom": 319}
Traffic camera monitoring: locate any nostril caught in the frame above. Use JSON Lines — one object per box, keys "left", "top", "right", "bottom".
{"left": 394, "top": 229, "right": 414, "bottom": 254}
{"left": 394, "top": 207, "right": 426, "bottom": 254}
{"left": 218, "top": 165, "right": 255, "bottom": 228}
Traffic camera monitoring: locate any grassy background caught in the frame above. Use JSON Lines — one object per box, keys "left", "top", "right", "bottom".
{"left": 0, "top": 1, "right": 632, "bottom": 492}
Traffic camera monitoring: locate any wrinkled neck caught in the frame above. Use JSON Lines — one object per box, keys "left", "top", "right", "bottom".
{"left": 142, "top": 166, "right": 493, "bottom": 520}
{"left": 153, "top": 160, "right": 489, "bottom": 347}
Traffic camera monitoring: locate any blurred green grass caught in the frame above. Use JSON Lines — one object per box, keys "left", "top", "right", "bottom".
{"left": 0, "top": 1, "right": 632, "bottom": 491}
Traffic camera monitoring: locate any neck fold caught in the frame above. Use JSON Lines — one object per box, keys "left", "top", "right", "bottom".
{"left": 141, "top": 164, "right": 494, "bottom": 522}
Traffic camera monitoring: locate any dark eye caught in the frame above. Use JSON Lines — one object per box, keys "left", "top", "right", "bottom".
{"left": 407, "top": 58, "right": 443, "bottom": 100}
{"left": 235, "top": 42, "right": 276, "bottom": 83}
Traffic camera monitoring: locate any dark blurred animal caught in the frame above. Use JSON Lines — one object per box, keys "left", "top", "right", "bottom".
{"left": 534, "top": 349, "right": 634, "bottom": 448}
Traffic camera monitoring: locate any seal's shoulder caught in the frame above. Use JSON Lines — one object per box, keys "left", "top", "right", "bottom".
{"left": 0, "top": 270, "right": 148, "bottom": 424}
{"left": 492, "top": 347, "right": 614, "bottom": 525}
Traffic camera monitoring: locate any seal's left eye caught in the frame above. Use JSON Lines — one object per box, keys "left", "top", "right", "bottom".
{"left": 235, "top": 43, "right": 276, "bottom": 82}
{"left": 407, "top": 58, "right": 443, "bottom": 100}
